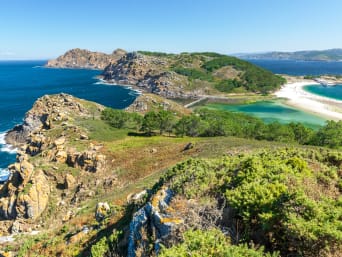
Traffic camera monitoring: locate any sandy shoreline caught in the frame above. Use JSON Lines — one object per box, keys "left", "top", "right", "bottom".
{"left": 274, "top": 81, "right": 342, "bottom": 121}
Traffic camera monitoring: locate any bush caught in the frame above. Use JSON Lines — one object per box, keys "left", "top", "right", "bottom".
{"left": 158, "top": 149, "right": 342, "bottom": 256}
{"left": 159, "top": 229, "right": 278, "bottom": 257}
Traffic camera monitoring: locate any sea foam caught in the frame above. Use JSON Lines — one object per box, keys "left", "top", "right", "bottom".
{"left": 0, "top": 132, "right": 17, "bottom": 154}
{"left": 0, "top": 168, "right": 10, "bottom": 182}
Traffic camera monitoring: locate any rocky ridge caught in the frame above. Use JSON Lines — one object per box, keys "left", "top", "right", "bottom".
{"left": 101, "top": 52, "right": 193, "bottom": 98}
{"left": 46, "top": 48, "right": 127, "bottom": 69}
{"left": 1, "top": 94, "right": 107, "bottom": 234}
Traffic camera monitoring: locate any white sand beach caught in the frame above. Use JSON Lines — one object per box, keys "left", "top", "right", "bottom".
{"left": 274, "top": 81, "right": 342, "bottom": 121}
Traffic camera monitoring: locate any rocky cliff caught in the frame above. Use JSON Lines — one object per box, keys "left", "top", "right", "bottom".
{"left": 1, "top": 94, "right": 106, "bottom": 234}
{"left": 101, "top": 52, "right": 192, "bottom": 98}
{"left": 46, "top": 48, "right": 126, "bottom": 69}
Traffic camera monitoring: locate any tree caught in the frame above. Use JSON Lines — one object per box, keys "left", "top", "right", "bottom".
{"left": 175, "top": 115, "right": 207, "bottom": 137}
{"left": 288, "top": 122, "right": 314, "bottom": 144}
{"left": 312, "top": 120, "right": 342, "bottom": 148}
{"left": 141, "top": 111, "right": 159, "bottom": 135}
{"left": 156, "top": 110, "right": 176, "bottom": 135}
{"left": 101, "top": 108, "right": 129, "bottom": 129}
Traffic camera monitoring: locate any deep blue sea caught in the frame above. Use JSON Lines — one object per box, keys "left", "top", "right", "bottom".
{"left": 0, "top": 60, "right": 138, "bottom": 179}
{"left": 1, "top": 59, "right": 342, "bottom": 181}
{"left": 246, "top": 59, "right": 342, "bottom": 76}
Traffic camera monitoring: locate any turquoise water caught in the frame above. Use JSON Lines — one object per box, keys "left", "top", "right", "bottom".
{"left": 0, "top": 60, "right": 138, "bottom": 178}
{"left": 206, "top": 101, "right": 326, "bottom": 128}
{"left": 304, "top": 84, "right": 342, "bottom": 100}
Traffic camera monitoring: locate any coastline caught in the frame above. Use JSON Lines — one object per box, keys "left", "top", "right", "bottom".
{"left": 274, "top": 80, "right": 342, "bottom": 121}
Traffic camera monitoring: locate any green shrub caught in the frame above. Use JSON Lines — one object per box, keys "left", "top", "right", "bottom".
{"left": 159, "top": 229, "right": 278, "bottom": 257}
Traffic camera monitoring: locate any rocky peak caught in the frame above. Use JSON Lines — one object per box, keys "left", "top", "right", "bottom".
{"left": 5, "top": 93, "right": 103, "bottom": 147}
{"left": 46, "top": 48, "right": 127, "bottom": 69}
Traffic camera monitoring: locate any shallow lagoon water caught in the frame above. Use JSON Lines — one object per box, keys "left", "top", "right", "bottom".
{"left": 205, "top": 101, "right": 326, "bottom": 129}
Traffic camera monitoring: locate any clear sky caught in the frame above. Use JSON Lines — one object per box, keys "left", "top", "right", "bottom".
{"left": 1, "top": 0, "right": 342, "bottom": 59}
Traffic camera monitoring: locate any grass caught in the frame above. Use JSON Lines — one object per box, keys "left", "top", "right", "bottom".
{"left": 76, "top": 118, "right": 131, "bottom": 142}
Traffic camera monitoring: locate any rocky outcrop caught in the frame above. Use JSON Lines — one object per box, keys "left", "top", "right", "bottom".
{"left": 5, "top": 93, "right": 103, "bottom": 147}
{"left": 128, "top": 187, "right": 183, "bottom": 257}
{"left": 126, "top": 93, "right": 191, "bottom": 115}
{"left": 15, "top": 169, "right": 50, "bottom": 219}
{"left": 0, "top": 153, "right": 49, "bottom": 221}
{"left": 95, "top": 202, "right": 110, "bottom": 222}
{"left": 0, "top": 94, "right": 105, "bottom": 229}
{"left": 66, "top": 147, "right": 106, "bottom": 173}
{"left": 46, "top": 48, "right": 126, "bottom": 69}
{"left": 102, "top": 52, "right": 192, "bottom": 98}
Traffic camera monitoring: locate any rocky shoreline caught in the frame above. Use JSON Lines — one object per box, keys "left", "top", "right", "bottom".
{"left": 0, "top": 94, "right": 106, "bottom": 234}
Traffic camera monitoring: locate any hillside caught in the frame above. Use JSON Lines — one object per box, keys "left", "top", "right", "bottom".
{"left": 46, "top": 49, "right": 286, "bottom": 97}
{"left": 46, "top": 48, "right": 127, "bottom": 69}
{"left": 238, "top": 48, "right": 342, "bottom": 61}
{"left": 0, "top": 94, "right": 341, "bottom": 257}
{"left": 101, "top": 51, "right": 286, "bottom": 97}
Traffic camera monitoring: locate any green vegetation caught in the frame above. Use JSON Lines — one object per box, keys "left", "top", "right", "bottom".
{"left": 160, "top": 229, "right": 278, "bottom": 257}
{"left": 158, "top": 149, "right": 342, "bottom": 256}
{"left": 312, "top": 120, "right": 342, "bottom": 148}
{"left": 135, "top": 51, "right": 287, "bottom": 94}
{"left": 101, "top": 107, "right": 342, "bottom": 149}
{"left": 202, "top": 56, "right": 286, "bottom": 93}
{"left": 137, "top": 51, "right": 176, "bottom": 57}
{"left": 171, "top": 66, "right": 214, "bottom": 81}
{"left": 101, "top": 108, "right": 142, "bottom": 130}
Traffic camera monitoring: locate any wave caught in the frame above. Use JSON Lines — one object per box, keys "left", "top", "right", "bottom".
{"left": 32, "top": 65, "right": 43, "bottom": 69}
{"left": 129, "top": 90, "right": 142, "bottom": 96}
{"left": 0, "top": 168, "right": 10, "bottom": 182}
{"left": 0, "top": 132, "right": 17, "bottom": 154}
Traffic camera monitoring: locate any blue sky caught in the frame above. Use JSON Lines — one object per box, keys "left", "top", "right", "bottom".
{"left": 1, "top": 0, "right": 342, "bottom": 59}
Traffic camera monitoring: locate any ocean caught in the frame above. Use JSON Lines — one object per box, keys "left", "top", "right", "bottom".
{"left": 247, "top": 59, "right": 342, "bottom": 76}
{"left": 0, "top": 60, "right": 138, "bottom": 179}
{"left": 0, "top": 59, "right": 342, "bottom": 180}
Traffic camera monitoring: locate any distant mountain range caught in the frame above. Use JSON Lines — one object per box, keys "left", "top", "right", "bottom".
{"left": 235, "top": 49, "right": 342, "bottom": 61}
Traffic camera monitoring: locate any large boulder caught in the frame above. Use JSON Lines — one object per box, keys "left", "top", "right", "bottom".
{"left": 95, "top": 202, "right": 111, "bottom": 222}
{"left": 16, "top": 170, "right": 50, "bottom": 219}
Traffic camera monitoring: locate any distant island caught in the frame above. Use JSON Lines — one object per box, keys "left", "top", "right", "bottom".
{"left": 236, "top": 48, "right": 342, "bottom": 61}
{"left": 46, "top": 49, "right": 285, "bottom": 98}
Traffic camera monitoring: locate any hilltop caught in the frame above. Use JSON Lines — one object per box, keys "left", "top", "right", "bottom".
{"left": 46, "top": 48, "right": 127, "bottom": 69}
{"left": 46, "top": 49, "right": 286, "bottom": 98}
{"left": 237, "top": 48, "right": 342, "bottom": 61}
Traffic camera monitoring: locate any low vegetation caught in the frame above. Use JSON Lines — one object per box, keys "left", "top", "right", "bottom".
{"left": 101, "top": 107, "right": 342, "bottom": 149}
{"left": 157, "top": 148, "right": 342, "bottom": 257}
{"left": 137, "top": 51, "right": 286, "bottom": 94}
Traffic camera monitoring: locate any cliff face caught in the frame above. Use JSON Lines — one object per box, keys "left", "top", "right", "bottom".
{"left": 0, "top": 94, "right": 106, "bottom": 234}
{"left": 46, "top": 48, "right": 126, "bottom": 69}
{"left": 102, "top": 52, "right": 192, "bottom": 98}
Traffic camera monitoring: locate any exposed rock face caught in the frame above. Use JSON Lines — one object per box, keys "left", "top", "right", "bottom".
{"left": 126, "top": 93, "right": 191, "bottom": 115}
{"left": 5, "top": 93, "right": 103, "bottom": 147}
{"left": 16, "top": 169, "right": 50, "bottom": 219}
{"left": 46, "top": 48, "right": 126, "bottom": 69}
{"left": 0, "top": 93, "right": 105, "bottom": 228}
{"left": 0, "top": 153, "right": 49, "bottom": 220}
{"left": 64, "top": 174, "right": 76, "bottom": 189}
{"left": 66, "top": 148, "right": 106, "bottom": 173}
{"left": 95, "top": 202, "right": 110, "bottom": 222}
{"left": 128, "top": 187, "right": 183, "bottom": 257}
{"left": 102, "top": 52, "right": 191, "bottom": 98}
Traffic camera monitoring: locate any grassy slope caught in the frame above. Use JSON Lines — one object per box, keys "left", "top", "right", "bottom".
{"left": 137, "top": 51, "right": 286, "bottom": 94}
{"left": 13, "top": 111, "right": 340, "bottom": 256}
